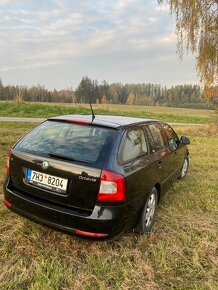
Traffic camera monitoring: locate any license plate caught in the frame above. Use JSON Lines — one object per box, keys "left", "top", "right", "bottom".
{"left": 26, "top": 169, "right": 68, "bottom": 193}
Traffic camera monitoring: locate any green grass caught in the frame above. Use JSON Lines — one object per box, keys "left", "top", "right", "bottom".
{"left": 0, "top": 101, "right": 216, "bottom": 124}
{"left": 0, "top": 122, "right": 218, "bottom": 289}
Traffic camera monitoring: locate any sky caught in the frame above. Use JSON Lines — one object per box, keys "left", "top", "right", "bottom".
{"left": 0, "top": 0, "right": 198, "bottom": 90}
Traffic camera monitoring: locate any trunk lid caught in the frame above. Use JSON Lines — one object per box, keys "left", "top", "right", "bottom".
{"left": 9, "top": 120, "right": 117, "bottom": 211}
{"left": 10, "top": 150, "right": 101, "bottom": 211}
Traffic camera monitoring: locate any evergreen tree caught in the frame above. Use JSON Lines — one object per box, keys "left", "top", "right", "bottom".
{"left": 75, "top": 76, "right": 100, "bottom": 103}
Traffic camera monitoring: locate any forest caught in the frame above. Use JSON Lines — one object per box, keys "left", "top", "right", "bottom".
{"left": 0, "top": 77, "right": 216, "bottom": 109}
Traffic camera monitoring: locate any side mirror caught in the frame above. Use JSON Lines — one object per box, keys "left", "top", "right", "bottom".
{"left": 180, "top": 136, "right": 190, "bottom": 145}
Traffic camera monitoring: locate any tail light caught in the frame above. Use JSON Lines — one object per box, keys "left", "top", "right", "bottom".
{"left": 7, "top": 149, "right": 12, "bottom": 175}
{"left": 97, "top": 170, "right": 126, "bottom": 202}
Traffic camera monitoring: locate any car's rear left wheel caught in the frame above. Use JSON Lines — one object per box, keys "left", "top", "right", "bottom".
{"left": 134, "top": 187, "right": 158, "bottom": 234}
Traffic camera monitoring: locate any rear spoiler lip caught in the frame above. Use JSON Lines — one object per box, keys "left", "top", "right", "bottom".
{"left": 47, "top": 118, "right": 120, "bottom": 130}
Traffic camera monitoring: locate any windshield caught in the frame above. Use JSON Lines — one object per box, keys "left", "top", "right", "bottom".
{"left": 15, "top": 121, "right": 116, "bottom": 165}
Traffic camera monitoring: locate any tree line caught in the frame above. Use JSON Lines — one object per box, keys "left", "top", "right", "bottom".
{"left": 0, "top": 77, "right": 216, "bottom": 109}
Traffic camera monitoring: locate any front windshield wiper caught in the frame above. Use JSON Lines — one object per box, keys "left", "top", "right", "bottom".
{"left": 48, "top": 153, "right": 92, "bottom": 164}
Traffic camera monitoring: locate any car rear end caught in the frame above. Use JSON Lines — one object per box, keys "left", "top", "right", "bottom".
{"left": 3, "top": 117, "right": 127, "bottom": 238}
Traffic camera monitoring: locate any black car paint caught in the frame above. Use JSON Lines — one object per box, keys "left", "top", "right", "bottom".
{"left": 3, "top": 115, "right": 189, "bottom": 237}
{"left": 9, "top": 150, "right": 103, "bottom": 211}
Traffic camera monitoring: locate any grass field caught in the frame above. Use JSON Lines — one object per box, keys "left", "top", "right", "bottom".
{"left": 0, "top": 122, "right": 217, "bottom": 289}
{"left": 0, "top": 101, "right": 216, "bottom": 124}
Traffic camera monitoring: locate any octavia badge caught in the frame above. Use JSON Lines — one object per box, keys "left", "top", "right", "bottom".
{"left": 41, "top": 161, "right": 49, "bottom": 170}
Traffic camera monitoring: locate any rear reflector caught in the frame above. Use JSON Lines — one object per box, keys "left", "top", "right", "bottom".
{"left": 74, "top": 229, "right": 108, "bottom": 237}
{"left": 97, "top": 170, "right": 126, "bottom": 202}
{"left": 67, "top": 120, "right": 90, "bottom": 125}
{"left": 7, "top": 149, "right": 12, "bottom": 175}
{"left": 3, "top": 199, "right": 12, "bottom": 207}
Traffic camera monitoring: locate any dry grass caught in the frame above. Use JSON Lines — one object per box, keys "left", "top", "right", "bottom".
{"left": 0, "top": 123, "right": 217, "bottom": 290}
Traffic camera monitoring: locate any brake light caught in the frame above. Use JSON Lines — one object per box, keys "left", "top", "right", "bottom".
{"left": 7, "top": 149, "right": 12, "bottom": 175}
{"left": 74, "top": 229, "right": 108, "bottom": 237}
{"left": 97, "top": 170, "right": 126, "bottom": 202}
{"left": 67, "top": 120, "right": 90, "bottom": 125}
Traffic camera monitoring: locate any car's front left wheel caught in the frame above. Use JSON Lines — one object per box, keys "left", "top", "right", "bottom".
{"left": 179, "top": 157, "right": 189, "bottom": 179}
{"left": 134, "top": 187, "right": 158, "bottom": 234}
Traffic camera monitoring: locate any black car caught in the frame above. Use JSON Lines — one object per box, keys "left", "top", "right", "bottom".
{"left": 3, "top": 115, "right": 190, "bottom": 238}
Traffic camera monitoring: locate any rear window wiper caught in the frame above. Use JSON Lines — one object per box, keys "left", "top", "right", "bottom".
{"left": 48, "top": 153, "right": 92, "bottom": 164}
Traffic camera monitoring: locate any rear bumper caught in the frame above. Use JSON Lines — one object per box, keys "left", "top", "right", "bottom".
{"left": 3, "top": 181, "right": 130, "bottom": 238}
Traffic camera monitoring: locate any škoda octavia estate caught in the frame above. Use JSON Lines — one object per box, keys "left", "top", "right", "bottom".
{"left": 3, "top": 115, "right": 190, "bottom": 238}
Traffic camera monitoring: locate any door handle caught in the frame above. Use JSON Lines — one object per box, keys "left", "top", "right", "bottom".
{"left": 156, "top": 161, "right": 162, "bottom": 168}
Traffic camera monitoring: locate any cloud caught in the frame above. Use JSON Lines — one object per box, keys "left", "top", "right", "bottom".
{"left": 0, "top": 0, "right": 197, "bottom": 89}
{"left": 0, "top": 61, "right": 61, "bottom": 72}
{"left": 0, "top": 0, "right": 13, "bottom": 4}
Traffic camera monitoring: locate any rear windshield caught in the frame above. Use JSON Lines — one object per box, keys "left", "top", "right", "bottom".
{"left": 15, "top": 121, "right": 116, "bottom": 165}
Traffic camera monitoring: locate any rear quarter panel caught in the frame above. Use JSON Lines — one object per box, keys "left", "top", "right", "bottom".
{"left": 104, "top": 127, "right": 161, "bottom": 227}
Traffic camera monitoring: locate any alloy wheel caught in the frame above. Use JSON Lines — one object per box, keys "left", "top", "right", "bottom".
{"left": 145, "top": 193, "right": 156, "bottom": 227}
{"left": 181, "top": 159, "right": 188, "bottom": 178}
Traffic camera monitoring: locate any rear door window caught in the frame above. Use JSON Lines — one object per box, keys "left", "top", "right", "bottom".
{"left": 15, "top": 121, "right": 116, "bottom": 165}
{"left": 120, "top": 127, "right": 148, "bottom": 163}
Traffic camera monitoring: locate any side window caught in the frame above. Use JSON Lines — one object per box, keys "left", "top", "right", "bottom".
{"left": 162, "top": 124, "right": 179, "bottom": 151}
{"left": 147, "top": 124, "right": 166, "bottom": 151}
{"left": 121, "top": 128, "right": 148, "bottom": 163}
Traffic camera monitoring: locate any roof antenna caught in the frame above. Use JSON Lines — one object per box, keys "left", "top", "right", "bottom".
{"left": 89, "top": 101, "right": 95, "bottom": 123}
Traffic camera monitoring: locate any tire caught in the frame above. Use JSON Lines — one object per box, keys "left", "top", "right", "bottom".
{"left": 134, "top": 187, "right": 158, "bottom": 234}
{"left": 179, "top": 157, "right": 189, "bottom": 179}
